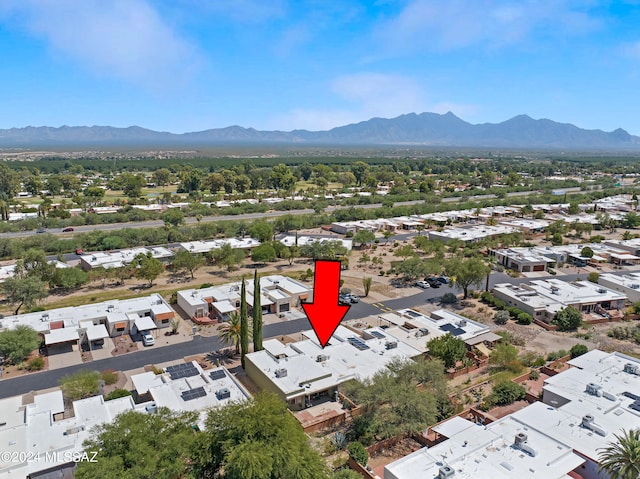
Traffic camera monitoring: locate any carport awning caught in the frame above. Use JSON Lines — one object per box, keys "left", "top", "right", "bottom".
{"left": 86, "top": 324, "right": 109, "bottom": 341}
{"left": 213, "top": 300, "right": 236, "bottom": 314}
{"left": 465, "top": 332, "right": 502, "bottom": 346}
{"left": 45, "top": 328, "right": 79, "bottom": 345}
{"left": 134, "top": 316, "right": 157, "bottom": 332}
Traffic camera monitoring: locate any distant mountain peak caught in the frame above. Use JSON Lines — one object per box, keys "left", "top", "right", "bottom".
{"left": 0, "top": 113, "right": 637, "bottom": 150}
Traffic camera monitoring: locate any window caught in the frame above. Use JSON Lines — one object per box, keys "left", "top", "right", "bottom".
{"left": 161, "top": 319, "right": 169, "bottom": 324}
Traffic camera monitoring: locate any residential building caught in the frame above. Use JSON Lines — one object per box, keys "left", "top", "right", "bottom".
{"left": 498, "top": 218, "right": 549, "bottom": 234}
{"left": 0, "top": 260, "right": 69, "bottom": 283}
{"left": 0, "top": 390, "right": 147, "bottom": 479}
{"left": 597, "top": 272, "right": 640, "bottom": 302}
{"left": 0, "top": 294, "right": 175, "bottom": 350}
{"left": 244, "top": 325, "right": 421, "bottom": 410}
{"left": 176, "top": 274, "right": 310, "bottom": 322}
{"left": 79, "top": 246, "right": 174, "bottom": 270}
{"left": 178, "top": 237, "right": 260, "bottom": 254}
{"left": 491, "top": 248, "right": 553, "bottom": 273}
{"left": 279, "top": 235, "right": 353, "bottom": 251}
{"left": 131, "top": 362, "right": 250, "bottom": 427}
{"left": 427, "top": 225, "right": 519, "bottom": 243}
{"left": 492, "top": 279, "right": 627, "bottom": 323}
{"left": 384, "top": 414, "right": 584, "bottom": 479}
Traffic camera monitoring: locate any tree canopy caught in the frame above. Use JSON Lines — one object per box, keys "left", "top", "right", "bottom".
{"left": 553, "top": 306, "right": 582, "bottom": 331}
{"left": 0, "top": 325, "right": 39, "bottom": 364}
{"left": 445, "top": 256, "right": 490, "bottom": 299}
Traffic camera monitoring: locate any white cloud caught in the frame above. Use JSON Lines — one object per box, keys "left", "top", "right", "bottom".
{"left": 269, "top": 72, "right": 478, "bottom": 130}
{"left": 0, "top": 0, "right": 202, "bottom": 91}
{"left": 375, "top": 0, "right": 601, "bottom": 52}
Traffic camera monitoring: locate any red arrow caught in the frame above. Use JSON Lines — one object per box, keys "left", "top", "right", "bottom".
{"left": 302, "top": 260, "right": 350, "bottom": 348}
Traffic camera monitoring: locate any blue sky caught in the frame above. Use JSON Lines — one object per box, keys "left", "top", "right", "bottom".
{"left": 1, "top": 1, "right": 640, "bottom": 134}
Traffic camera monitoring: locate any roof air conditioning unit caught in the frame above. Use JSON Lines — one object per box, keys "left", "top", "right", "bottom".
{"left": 385, "top": 340, "right": 398, "bottom": 350}
{"left": 514, "top": 432, "right": 527, "bottom": 446}
{"left": 216, "top": 388, "right": 231, "bottom": 400}
{"left": 416, "top": 328, "right": 429, "bottom": 337}
{"left": 582, "top": 414, "right": 607, "bottom": 436}
{"left": 316, "top": 354, "right": 328, "bottom": 362}
{"left": 438, "top": 465, "right": 455, "bottom": 479}
{"left": 586, "top": 383, "right": 603, "bottom": 397}
{"left": 625, "top": 363, "right": 639, "bottom": 375}
{"left": 457, "top": 319, "right": 467, "bottom": 327}
{"left": 598, "top": 288, "right": 607, "bottom": 294}
{"left": 632, "top": 284, "right": 640, "bottom": 290}
{"left": 275, "top": 368, "right": 288, "bottom": 378}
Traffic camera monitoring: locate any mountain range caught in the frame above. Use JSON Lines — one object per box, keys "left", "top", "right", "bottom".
{"left": 0, "top": 112, "right": 638, "bottom": 150}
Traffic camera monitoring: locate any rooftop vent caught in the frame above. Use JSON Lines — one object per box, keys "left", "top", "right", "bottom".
{"left": 582, "top": 414, "right": 607, "bottom": 436}
{"left": 107, "top": 305, "right": 114, "bottom": 312}
{"left": 216, "top": 388, "right": 231, "bottom": 400}
{"left": 457, "top": 319, "right": 467, "bottom": 327}
{"left": 275, "top": 368, "right": 288, "bottom": 378}
{"left": 598, "top": 288, "right": 607, "bottom": 294}
{"left": 625, "top": 363, "right": 639, "bottom": 375}
{"left": 385, "top": 340, "right": 398, "bottom": 350}
{"left": 438, "top": 465, "right": 455, "bottom": 479}
{"left": 316, "top": 354, "right": 328, "bottom": 362}
{"left": 551, "top": 286, "right": 560, "bottom": 294}
{"left": 631, "top": 284, "right": 640, "bottom": 290}
{"left": 415, "top": 328, "right": 429, "bottom": 337}
{"left": 586, "top": 383, "right": 603, "bottom": 397}
{"left": 513, "top": 432, "right": 538, "bottom": 457}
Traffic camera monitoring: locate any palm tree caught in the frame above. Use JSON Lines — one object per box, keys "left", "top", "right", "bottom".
{"left": 598, "top": 429, "right": 640, "bottom": 479}
{"left": 217, "top": 312, "right": 242, "bottom": 355}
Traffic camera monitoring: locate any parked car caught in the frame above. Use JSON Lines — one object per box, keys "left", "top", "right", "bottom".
{"left": 425, "top": 278, "right": 441, "bottom": 288}
{"left": 62, "top": 227, "right": 74, "bottom": 232}
{"left": 346, "top": 294, "right": 359, "bottom": 303}
{"left": 338, "top": 294, "right": 351, "bottom": 305}
{"left": 435, "top": 276, "right": 450, "bottom": 284}
{"left": 35, "top": 228, "right": 46, "bottom": 234}
{"left": 141, "top": 332, "right": 155, "bottom": 346}
{"left": 75, "top": 248, "right": 84, "bottom": 255}
{"left": 415, "top": 280, "right": 430, "bottom": 289}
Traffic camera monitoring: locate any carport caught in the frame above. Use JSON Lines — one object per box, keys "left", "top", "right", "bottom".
{"left": 45, "top": 328, "right": 79, "bottom": 347}
{"left": 134, "top": 315, "right": 157, "bottom": 335}
{"left": 85, "top": 323, "right": 109, "bottom": 351}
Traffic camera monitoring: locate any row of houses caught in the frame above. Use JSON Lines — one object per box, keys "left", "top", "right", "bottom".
{"left": 492, "top": 238, "right": 640, "bottom": 273}
{"left": 385, "top": 349, "right": 640, "bottom": 479}
{"left": 0, "top": 275, "right": 311, "bottom": 348}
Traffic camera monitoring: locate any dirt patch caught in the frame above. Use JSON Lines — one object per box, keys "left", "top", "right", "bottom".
{"left": 111, "top": 335, "right": 139, "bottom": 356}
{"left": 368, "top": 437, "right": 424, "bottom": 471}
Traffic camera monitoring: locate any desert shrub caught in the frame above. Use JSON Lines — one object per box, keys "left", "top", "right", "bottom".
{"left": 26, "top": 356, "right": 45, "bottom": 371}
{"left": 528, "top": 369, "right": 540, "bottom": 380}
{"left": 440, "top": 292, "right": 458, "bottom": 304}
{"left": 105, "top": 389, "right": 133, "bottom": 401}
{"left": 494, "top": 310, "right": 510, "bottom": 325}
{"left": 347, "top": 442, "right": 368, "bottom": 465}
{"left": 100, "top": 370, "right": 119, "bottom": 385}
{"left": 516, "top": 312, "right": 533, "bottom": 325}
{"left": 570, "top": 343, "right": 589, "bottom": 358}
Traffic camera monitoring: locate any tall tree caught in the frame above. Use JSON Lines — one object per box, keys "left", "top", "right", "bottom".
{"left": 201, "top": 393, "right": 330, "bottom": 479}
{"left": 75, "top": 408, "right": 200, "bottom": 479}
{"left": 3, "top": 275, "right": 47, "bottom": 315}
{"left": 133, "top": 252, "right": 164, "bottom": 286}
{"left": 218, "top": 312, "right": 242, "bottom": 355}
{"left": 252, "top": 270, "right": 263, "bottom": 352}
{"left": 0, "top": 325, "right": 39, "bottom": 364}
{"left": 240, "top": 278, "right": 249, "bottom": 368}
{"left": 171, "top": 250, "right": 203, "bottom": 280}
{"left": 445, "top": 256, "right": 490, "bottom": 299}
{"left": 598, "top": 429, "right": 640, "bottom": 479}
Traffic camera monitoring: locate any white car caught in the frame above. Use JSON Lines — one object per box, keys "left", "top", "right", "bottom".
{"left": 141, "top": 332, "right": 155, "bottom": 346}
{"left": 415, "top": 281, "right": 430, "bottom": 289}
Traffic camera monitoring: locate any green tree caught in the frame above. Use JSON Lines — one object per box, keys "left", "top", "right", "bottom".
{"left": 75, "top": 408, "right": 200, "bottom": 479}
{"left": 622, "top": 212, "right": 640, "bottom": 229}
{"left": 211, "top": 244, "right": 246, "bottom": 272}
{"left": 351, "top": 161, "right": 369, "bottom": 186}
{"left": 59, "top": 370, "right": 100, "bottom": 401}
{"left": 353, "top": 229, "right": 375, "bottom": 248}
{"left": 394, "top": 244, "right": 415, "bottom": 261}
{"left": 0, "top": 325, "right": 39, "bottom": 364}
{"left": 252, "top": 270, "right": 263, "bottom": 352}
{"left": 171, "top": 250, "right": 203, "bottom": 280}
{"left": 332, "top": 470, "right": 362, "bottom": 479}
{"left": 201, "top": 393, "right": 329, "bottom": 479}
{"left": 427, "top": 334, "right": 467, "bottom": 369}
{"left": 567, "top": 202, "right": 580, "bottom": 215}
{"left": 494, "top": 310, "right": 510, "bottom": 325}
{"left": 133, "top": 252, "right": 164, "bottom": 286}
{"left": 395, "top": 257, "right": 427, "bottom": 281}
{"left": 162, "top": 208, "right": 185, "bottom": 227}
{"left": 553, "top": 306, "right": 582, "bottom": 331}
{"left": 362, "top": 277, "right": 372, "bottom": 297}
{"left": 251, "top": 243, "right": 277, "bottom": 264}
{"left": 581, "top": 246, "right": 594, "bottom": 258}
{"left": 570, "top": 343, "right": 589, "bottom": 358}
{"left": 51, "top": 267, "right": 89, "bottom": 290}
{"left": 122, "top": 173, "right": 146, "bottom": 199}
{"left": 3, "top": 275, "right": 48, "bottom": 314}
{"left": 445, "top": 256, "right": 491, "bottom": 299}
{"left": 588, "top": 272, "right": 600, "bottom": 283}
{"left": 152, "top": 168, "right": 173, "bottom": 187}
{"left": 249, "top": 221, "right": 274, "bottom": 243}
{"left": 240, "top": 278, "right": 249, "bottom": 369}
{"left": 486, "top": 381, "right": 526, "bottom": 406}
{"left": 347, "top": 442, "right": 368, "bottom": 465}
{"left": 598, "top": 429, "right": 640, "bottom": 479}
{"left": 489, "top": 343, "right": 521, "bottom": 372}
{"left": 104, "top": 388, "right": 133, "bottom": 401}
{"left": 218, "top": 312, "right": 242, "bottom": 355}
{"left": 0, "top": 164, "right": 20, "bottom": 200}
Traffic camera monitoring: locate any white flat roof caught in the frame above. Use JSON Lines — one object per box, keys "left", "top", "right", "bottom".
{"left": 85, "top": 323, "right": 109, "bottom": 341}
{"left": 179, "top": 237, "right": 260, "bottom": 254}
{"left": 134, "top": 315, "right": 157, "bottom": 332}
{"left": 45, "top": 327, "right": 79, "bottom": 345}
{"left": 385, "top": 414, "right": 584, "bottom": 479}
{"left": 81, "top": 247, "right": 173, "bottom": 268}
